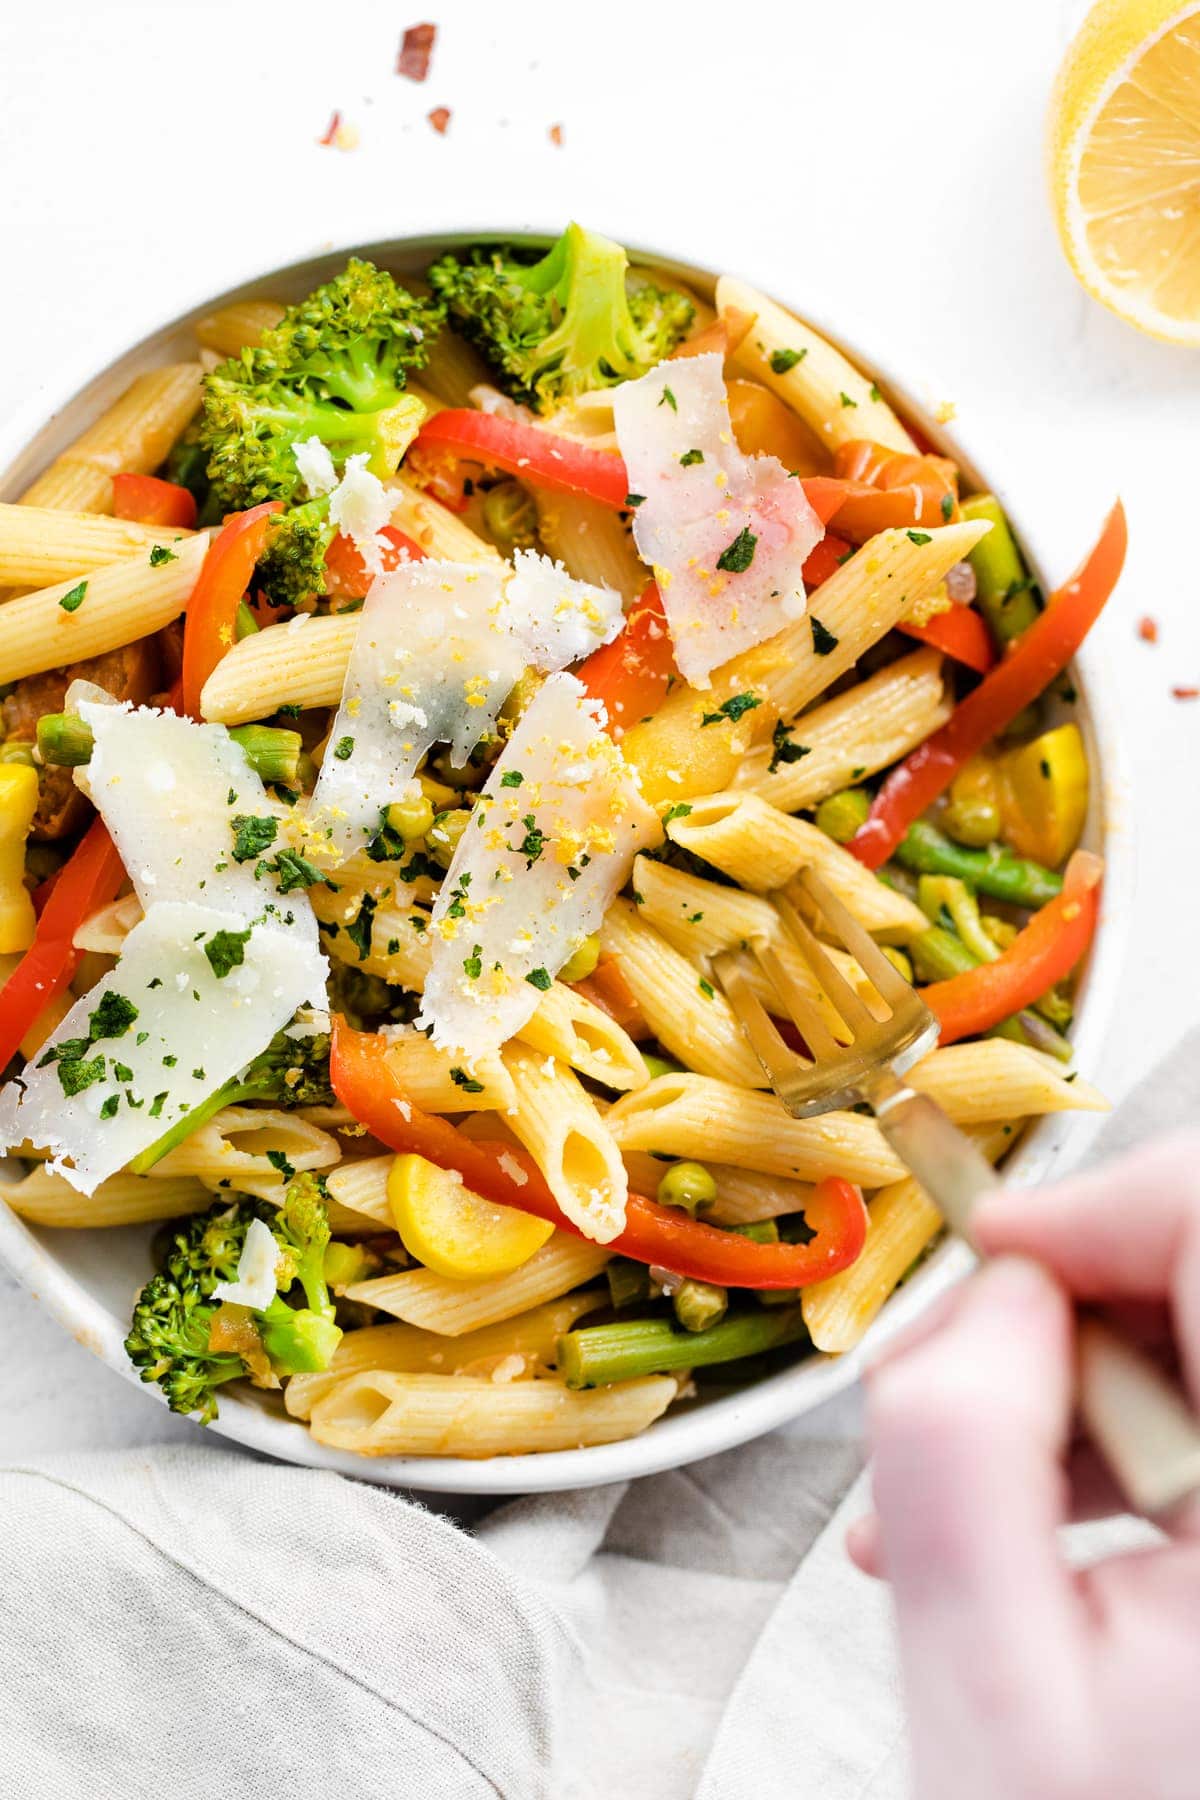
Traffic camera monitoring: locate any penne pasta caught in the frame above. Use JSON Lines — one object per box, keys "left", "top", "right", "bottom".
{"left": 534, "top": 489, "right": 646, "bottom": 600}
{"left": 499, "top": 1042, "right": 629, "bottom": 1242}
{"left": 620, "top": 1148, "right": 818, "bottom": 1227}
{"left": 361, "top": 1027, "right": 517, "bottom": 1115}
{"left": 200, "top": 612, "right": 359, "bottom": 723}
{"left": 193, "top": 298, "right": 285, "bottom": 356}
{"left": 20, "top": 365, "right": 204, "bottom": 518}
{"left": 419, "top": 327, "right": 495, "bottom": 409}
{"left": 619, "top": 519, "right": 989, "bottom": 806}
{"left": 387, "top": 475, "right": 502, "bottom": 562}
{"left": 325, "top": 1154, "right": 393, "bottom": 1225}
{"left": 0, "top": 504, "right": 195, "bottom": 588}
{"left": 2, "top": 1163, "right": 210, "bottom": 1228}
{"left": 908, "top": 1042, "right": 1107, "bottom": 1123}
{"left": 284, "top": 1290, "right": 604, "bottom": 1417}
{"left": 154, "top": 1106, "right": 341, "bottom": 1193}
{"left": 347, "top": 1232, "right": 611, "bottom": 1335}
{"left": 598, "top": 898, "right": 768, "bottom": 1088}
{"left": 0, "top": 532, "right": 209, "bottom": 682}
{"left": 717, "top": 275, "right": 914, "bottom": 452}
{"left": 16, "top": 462, "right": 114, "bottom": 516}
{"left": 733, "top": 647, "right": 953, "bottom": 812}
{"left": 308, "top": 1368, "right": 678, "bottom": 1457}
{"left": 667, "top": 794, "right": 929, "bottom": 942}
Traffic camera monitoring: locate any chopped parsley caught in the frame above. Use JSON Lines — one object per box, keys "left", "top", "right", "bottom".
{"left": 663, "top": 802, "right": 693, "bottom": 826}
{"left": 89, "top": 991, "right": 138, "bottom": 1042}
{"left": 231, "top": 814, "right": 278, "bottom": 863}
{"left": 624, "top": 493, "right": 645, "bottom": 509}
{"left": 204, "top": 926, "right": 253, "bottom": 980}
{"left": 59, "top": 580, "right": 87, "bottom": 613}
{"left": 345, "top": 893, "right": 377, "bottom": 961}
{"left": 716, "top": 526, "right": 757, "bottom": 574}
{"left": 516, "top": 814, "right": 545, "bottom": 867}
{"left": 658, "top": 386, "right": 677, "bottom": 411}
{"left": 679, "top": 448, "right": 704, "bottom": 466}
{"left": 906, "top": 530, "right": 932, "bottom": 546}
{"left": 113, "top": 1062, "right": 133, "bottom": 1085}
{"left": 149, "top": 545, "right": 177, "bottom": 566}
{"left": 149, "top": 1092, "right": 169, "bottom": 1119}
{"left": 769, "top": 720, "right": 811, "bottom": 773}
{"left": 698, "top": 978, "right": 715, "bottom": 1000}
{"left": 99, "top": 1094, "right": 120, "bottom": 1120}
{"left": 769, "top": 347, "right": 806, "bottom": 374}
{"left": 700, "top": 692, "right": 762, "bottom": 728}
{"left": 525, "top": 967, "right": 552, "bottom": 991}
{"left": 868, "top": 383, "right": 881, "bottom": 403}
{"left": 810, "top": 616, "right": 839, "bottom": 656}
{"left": 462, "top": 945, "right": 483, "bottom": 980}
{"left": 500, "top": 770, "right": 524, "bottom": 788}
{"left": 940, "top": 493, "right": 953, "bottom": 522}
{"left": 687, "top": 911, "right": 704, "bottom": 923}
{"left": 450, "top": 1067, "right": 484, "bottom": 1094}
{"left": 277, "top": 704, "right": 302, "bottom": 719}
{"left": 838, "top": 392, "right": 857, "bottom": 409}
{"left": 267, "top": 1149, "right": 295, "bottom": 1181}
{"left": 60, "top": 1055, "right": 106, "bottom": 1097}
{"left": 332, "top": 736, "right": 355, "bottom": 761}
{"left": 446, "top": 873, "right": 471, "bottom": 919}
{"left": 264, "top": 849, "right": 321, "bottom": 894}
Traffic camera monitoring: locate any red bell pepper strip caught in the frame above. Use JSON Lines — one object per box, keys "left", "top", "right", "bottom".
{"left": 181, "top": 501, "right": 282, "bottom": 718}
{"left": 576, "top": 583, "right": 675, "bottom": 738}
{"left": 329, "top": 1019, "right": 867, "bottom": 1287}
{"left": 899, "top": 604, "right": 994, "bottom": 674}
{"left": 849, "top": 501, "right": 1127, "bottom": 870}
{"left": 321, "top": 524, "right": 427, "bottom": 603}
{"left": 0, "top": 819, "right": 126, "bottom": 1067}
{"left": 415, "top": 410, "right": 630, "bottom": 509}
{"left": 111, "top": 473, "right": 198, "bottom": 529}
{"left": 923, "top": 853, "right": 1102, "bottom": 1045}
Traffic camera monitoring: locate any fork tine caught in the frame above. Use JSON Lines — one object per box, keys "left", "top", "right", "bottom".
{"left": 711, "top": 951, "right": 811, "bottom": 1091}
{"left": 772, "top": 892, "right": 880, "bottom": 1038}
{"left": 752, "top": 940, "right": 844, "bottom": 1060}
{"left": 793, "top": 869, "right": 915, "bottom": 1006}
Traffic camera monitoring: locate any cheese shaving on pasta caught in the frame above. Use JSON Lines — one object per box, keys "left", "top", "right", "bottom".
{"left": 417, "top": 672, "right": 658, "bottom": 1057}
{"left": 611, "top": 352, "right": 824, "bottom": 686}
{"left": 309, "top": 556, "right": 624, "bottom": 856}
{"left": 211, "top": 1216, "right": 283, "bottom": 1310}
{"left": 0, "top": 902, "right": 328, "bottom": 1193}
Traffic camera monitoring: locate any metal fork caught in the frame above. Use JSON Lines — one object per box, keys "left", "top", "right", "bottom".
{"left": 714, "top": 866, "right": 1200, "bottom": 1518}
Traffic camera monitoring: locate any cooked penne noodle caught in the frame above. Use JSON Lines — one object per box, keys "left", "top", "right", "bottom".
{"left": 387, "top": 475, "right": 502, "bottom": 562}
{"left": 200, "top": 612, "right": 359, "bottom": 723}
{"left": 717, "top": 275, "right": 914, "bottom": 452}
{"left": 909, "top": 1042, "right": 1107, "bottom": 1122}
{"left": 3, "top": 1163, "right": 210, "bottom": 1228}
{"left": 619, "top": 519, "right": 988, "bottom": 806}
{"left": 284, "top": 1290, "right": 604, "bottom": 1418}
{"left": 363, "top": 1027, "right": 516, "bottom": 1114}
{"left": 534, "top": 489, "right": 646, "bottom": 600}
{"left": 802, "top": 1124, "right": 1018, "bottom": 1351}
{"left": 193, "top": 298, "right": 285, "bottom": 356}
{"left": 0, "top": 505, "right": 195, "bottom": 588}
{"left": 500, "top": 1042, "right": 629, "bottom": 1242}
{"left": 667, "top": 794, "right": 929, "bottom": 942}
{"left": 346, "top": 1232, "right": 611, "bottom": 1335}
{"left": 325, "top": 1154, "right": 393, "bottom": 1225}
{"left": 517, "top": 980, "right": 649, "bottom": 1092}
{"left": 734, "top": 647, "right": 953, "bottom": 811}
{"left": 419, "top": 327, "right": 495, "bottom": 409}
{"left": 73, "top": 893, "right": 145, "bottom": 956}
{"left": 20, "top": 366, "right": 204, "bottom": 522}
{"left": 620, "top": 1147, "right": 819, "bottom": 1227}
{"left": 308, "top": 1368, "right": 678, "bottom": 1456}
{"left": 0, "top": 532, "right": 209, "bottom": 682}
{"left": 599, "top": 898, "right": 768, "bottom": 1088}
{"left": 154, "top": 1106, "right": 341, "bottom": 1190}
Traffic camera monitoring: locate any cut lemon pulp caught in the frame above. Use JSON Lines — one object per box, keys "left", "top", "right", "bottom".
{"left": 1049, "top": 0, "right": 1200, "bottom": 343}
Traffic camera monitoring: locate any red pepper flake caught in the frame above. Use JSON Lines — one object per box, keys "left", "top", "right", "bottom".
{"left": 427, "top": 106, "right": 451, "bottom": 134}
{"left": 1172, "top": 685, "right": 1199, "bottom": 701}
{"left": 318, "top": 109, "right": 342, "bottom": 146}
{"left": 398, "top": 22, "right": 436, "bottom": 80}
{"left": 1138, "top": 615, "right": 1159, "bottom": 643}
{"left": 548, "top": 123, "right": 564, "bottom": 147}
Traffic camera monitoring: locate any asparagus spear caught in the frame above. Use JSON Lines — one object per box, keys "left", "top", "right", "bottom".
{"left": 37, "top": 713, "right": 303, "bottom": 788}
{"left": 960, "top": 494, "right": 1042, "bottom": 644}
{"left": 896, "top": 820, "right": 1062, "bottom": 909}
{"left": 557, "top": 1307, "right": 808, "bottom": 1388}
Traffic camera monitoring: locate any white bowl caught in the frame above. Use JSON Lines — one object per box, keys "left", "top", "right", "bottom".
{"left": 0, "top": 234, "right": 1132, "bottom": 1493}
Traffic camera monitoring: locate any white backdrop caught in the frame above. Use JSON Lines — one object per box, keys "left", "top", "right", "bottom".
{"left": 1, "top": 0, "right": 1197, "bottom": 1457}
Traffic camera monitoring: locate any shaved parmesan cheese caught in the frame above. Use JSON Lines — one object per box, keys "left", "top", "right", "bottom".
{"left": 611, "top": 353, "right": 824, "bottom": 686}
{"left": 79, "top": 703, "right": 311, "bottom": 930}
{"left": 211, "top": 1216, "right": 282, "bottom": 1310}
{"left": 328, "top": 453, "right": 393, "bottom": 575}
{"left": 417, "top": 673, "right": 658, "bottom": 1055}
{"left": 293, "top": 436, "right": 338, "bottom": 499}
{"left": 0, "top": 902, "right": 328, "bottom": 1194}
{"left": 499, "top": 550, "right": 624, "bottom": 667}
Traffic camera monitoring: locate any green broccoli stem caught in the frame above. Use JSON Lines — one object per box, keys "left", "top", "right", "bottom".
{"left": 960, "top": 495, "right": 1041, "bottom": 644}
{"left": 896, "top": 821, "right": 1062, "bottom": 909}
{"left": 126, "top": 1077, "right": 245, "bottom": 1174}
{"left": 257, "top": 1296, "right": 342, "bottom": 1373}
{"left": 36, "top": 713, "right": 302, "bottom": 788}
{"left": 557, "top": 1307, "right": 807, "bottom": 1389}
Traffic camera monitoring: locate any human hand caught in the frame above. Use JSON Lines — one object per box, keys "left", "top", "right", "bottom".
{"left": 848, "top": 1133, "right": 1200, "bottom": 1800}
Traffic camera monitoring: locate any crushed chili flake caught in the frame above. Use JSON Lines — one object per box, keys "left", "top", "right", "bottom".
{"left": 318, "top": 109, "right": 342, "bottom": 146}
{"left": 398, "top": 22, "right": 436, "bottom": 80}
{"left": 1172, "top": 685, "right": 1199, "bottom": 701}
{"left": 427, "top": 106, "right": 451, "bottom": 134}
{"left": 1138, "top": 615, "right": 1159, "bottom": 643}
{"left": 548, "top": 123, "right": 564, "bottom": 146}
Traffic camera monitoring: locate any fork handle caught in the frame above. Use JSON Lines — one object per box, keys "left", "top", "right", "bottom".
{"left": 870, "top": 1073, "right": 1200, "bottom": 1518}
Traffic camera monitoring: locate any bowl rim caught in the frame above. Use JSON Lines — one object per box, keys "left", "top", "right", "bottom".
{"left": 0, "top": 227, "right": 1133, "bottom": 1493}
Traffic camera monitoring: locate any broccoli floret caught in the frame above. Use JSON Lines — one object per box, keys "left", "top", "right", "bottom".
{"left": 428, "top": 222, "right": 694, "bottom": 412}
{"left": 197, "top": 258, "right": 440, "bottom": 601}
{"left": 129, "top": 1025, "right": 332, "bottom": 1174}
{"left": 125, "top": 1182, "right": 344, "bottom": 1423}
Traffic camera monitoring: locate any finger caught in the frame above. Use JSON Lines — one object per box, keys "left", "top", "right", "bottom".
{"left": 973, "top": 1133, "right": 1200, "bottom": 1408}
{"left": 845, "top": 1511, "right": 884, "bottom": 1577}
{"left": 867, "top": 1257, "right": 1090, "bottom": 1785}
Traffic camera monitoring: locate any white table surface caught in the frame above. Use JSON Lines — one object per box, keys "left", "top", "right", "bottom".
{"left": 1, "top": 0, "right": 1197, "bottom": 1463}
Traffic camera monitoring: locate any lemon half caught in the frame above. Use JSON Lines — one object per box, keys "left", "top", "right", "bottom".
{"left": 1049, "top": 0, "right": 1200, "bottom": 343}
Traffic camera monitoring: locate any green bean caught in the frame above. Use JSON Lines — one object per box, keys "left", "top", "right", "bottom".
{"left": 557, "top": 1307, "right": 808, "bottom": 1388}
{"left": 607, "top": 1259, "right": 652, "bottom": 1311}
{"left": 960, "top": 494, "right": 1041, "bottom": 644}
{"left": 815, "top": 787, "right": 871, "bottom": 844}
{"left": 897, "top": 821, "right": 1062, "bottom": 909}
{"left": 385, "top": 794, "right": 436, "bottom": 843}
{"left": 427, "top": 808, "right": 472, "bottom": 868}
{"left": 36, "top": 713, "right": 94, "bottom": 767}
{"left": 36, "top": 713, "right": 304, "bottom": 790}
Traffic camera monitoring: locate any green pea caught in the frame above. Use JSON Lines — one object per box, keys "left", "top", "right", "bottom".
{"left": 427, "top": 808, "right": 472, "bottom": 868}
{"left": 0, "top": 741, "right": 36, "bottom": 766}
{"left": 559, "top": 934, "right": 600, "bottom": 984}
{"left": 940, "top": 794, "right": 1000, "bottom": 848}
{"left": 482, "top": 480, "right": 538, "bottom": 555}
{"left": 385, "top": 794, "right": 436, "bottom": 843}
{"left": 641, "top": 1051, "right": 684, "bottom": 1081}
{"left": 656, "top": 1160, "right": 718, "bottom": 1216}
{"left": 673, "top": 1279, "right": 728, "bottom": 1333}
